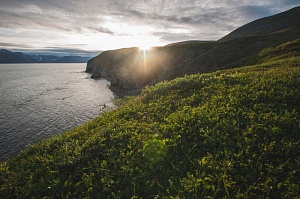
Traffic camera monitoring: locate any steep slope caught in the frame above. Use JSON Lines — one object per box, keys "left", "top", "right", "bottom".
{"left": 188, "top": 28, "right": 300, "bottom": 73}
{"left": 86, "top": 41, "right": 219, "bottom": 89}
{"left": 1, "top": 50, "right": 300, "bottom": 198}
{"left": 219, "top": 6, "right": 300, "bottom": 42}
{"left": 86, "top": 7, "right": 300, "bottom": 93}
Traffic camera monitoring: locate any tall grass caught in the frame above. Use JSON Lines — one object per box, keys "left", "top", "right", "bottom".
{"left": 1, "top": 43, "right": 300, "bottom": 198}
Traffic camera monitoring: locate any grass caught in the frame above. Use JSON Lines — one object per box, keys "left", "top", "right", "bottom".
{"left": 0, "top": 42, "right": 300, "bottom": 198}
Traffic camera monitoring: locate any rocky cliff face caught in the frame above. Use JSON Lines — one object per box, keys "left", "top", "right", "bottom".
{"left": 86, "top": 42, "right": 219, "bottom": 89}
{"left": 86, "top": 6, "right": 300, "bottom": 93}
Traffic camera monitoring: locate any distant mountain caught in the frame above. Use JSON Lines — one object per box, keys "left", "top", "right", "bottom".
{"left": 56, "top": 56, "right": 92, "bottom": 63}
{"left": 31, "top": 55, "right": 64, "bottom": 63}
{"left": 0, "top": 49, "right": 91, "bottom": 63}
{"left": 86, "top": 6, "right": 300, "bottom": 93}
{"left": 0, "top": 49, "right": 35, "bottom": 63}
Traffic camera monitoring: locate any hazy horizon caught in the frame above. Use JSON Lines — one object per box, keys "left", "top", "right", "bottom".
{"left": 1, "top": 0, "right": 300, "bottom": 56}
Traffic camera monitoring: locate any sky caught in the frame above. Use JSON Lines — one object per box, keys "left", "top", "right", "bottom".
{"left": 0, "top": 0, "right": 299, "bottom": 56}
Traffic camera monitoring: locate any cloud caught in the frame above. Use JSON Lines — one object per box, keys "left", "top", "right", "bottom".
{"left": 283, "top": 0, "right": 300, "bottom": 6}
{"left": 23, "top": 47, "right": 101, "bottom": 57}
{"left": 0, "top": 42, "right": 33, "bottom": 49}
{"left": 237, "top": 5, "right": 275, "bottom": 20}
{"left": 0, "top": 0, "right": 299, "bottom": 53}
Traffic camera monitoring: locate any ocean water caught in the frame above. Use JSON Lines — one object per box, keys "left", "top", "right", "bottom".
{"left": 0, "top": 63, "right": 115, "bottom": 161}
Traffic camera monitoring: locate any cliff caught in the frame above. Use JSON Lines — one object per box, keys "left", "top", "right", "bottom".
{"left": 86, "top": 42, "right": 219, "bottom": 90}
{"left": 86, "top": 6, "right": 300, "bottom": 94}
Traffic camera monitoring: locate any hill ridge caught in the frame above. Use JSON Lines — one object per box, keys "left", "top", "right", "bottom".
{"left": 219, "top": 6, "right": 300, "bottom": 42}
{"left": 86, "top": 6, "right": 300, "bottom": 95}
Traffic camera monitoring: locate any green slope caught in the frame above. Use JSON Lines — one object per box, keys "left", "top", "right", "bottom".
{"left": 1, "top": 40, "right": 300, "bottom": 198}
{"left": 219, "top": 6, "right": 300, "bottom": 42}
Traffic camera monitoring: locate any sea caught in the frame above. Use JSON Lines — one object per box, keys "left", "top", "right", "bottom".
{"left": 0, "top": 63, "right": 115, "bottom": 161}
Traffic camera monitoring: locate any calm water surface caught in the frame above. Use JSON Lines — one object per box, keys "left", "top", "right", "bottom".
{"left": 0, "top": 63, "right": 115, "bottom": 161}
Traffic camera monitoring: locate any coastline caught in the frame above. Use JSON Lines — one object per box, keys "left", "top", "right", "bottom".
{"left": 108, "top": 84, "right": 142, "bottom": 98}
{"left": 87, "top": 70, "right": 142, "bottom": 98}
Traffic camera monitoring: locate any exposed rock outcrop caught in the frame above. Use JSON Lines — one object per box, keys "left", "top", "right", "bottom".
{"left": 86, "top": 42, "right": 219, "bottom": 90}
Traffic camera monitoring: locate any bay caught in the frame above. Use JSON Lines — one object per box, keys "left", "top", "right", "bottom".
{"left": 0, "top": 63, "right": 115, "bottom": 161}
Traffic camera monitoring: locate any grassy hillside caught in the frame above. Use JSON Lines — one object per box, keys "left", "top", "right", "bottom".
{"left": 188, "top": 30, "right": 300, "bottom": 74}
{"left": 1, "top": 40, "right": 299, "bottom": 198}
{"left": 219, "top": 6, "right": 300, "bottom": 42}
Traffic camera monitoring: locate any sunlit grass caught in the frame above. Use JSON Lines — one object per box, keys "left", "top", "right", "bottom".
{"left": 0, "top": 41, "right": 300, "bottom": 198}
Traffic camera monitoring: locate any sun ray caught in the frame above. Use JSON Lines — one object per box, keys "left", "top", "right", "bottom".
{"left": 142, "top": 48, "right": 147, "bottom": 74}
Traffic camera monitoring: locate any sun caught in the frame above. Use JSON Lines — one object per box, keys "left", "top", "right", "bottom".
{"left": 135, "top": 35, "right": 162, "bottom": 51}
{"left": 138, "top": 42, "right": 154, "bottom": 51}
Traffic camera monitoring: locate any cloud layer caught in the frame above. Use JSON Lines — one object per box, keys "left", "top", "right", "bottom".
{"left": 0, "top": 0, "right": 299, "bottom": 54}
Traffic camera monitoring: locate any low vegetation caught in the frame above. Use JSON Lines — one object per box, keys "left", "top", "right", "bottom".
{"left": 1, "top": 41, "right": 300, "bottom": 198}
